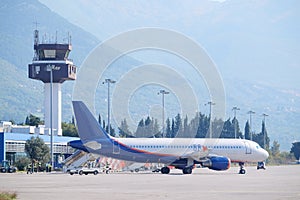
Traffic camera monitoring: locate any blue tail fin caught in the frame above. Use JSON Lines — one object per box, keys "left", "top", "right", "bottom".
{"left": 72, "top": 101, "right": 110, "bottom": 143}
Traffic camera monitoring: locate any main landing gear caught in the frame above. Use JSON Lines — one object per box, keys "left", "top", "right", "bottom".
{"left": 182, "top": 167, "right": 193, "bottom": 174}
{"left": 161, "top": 166, "right": 170, "bottom": 174}
{"left": 239, "top": 162, "right": 246, "bottom": 174}
{"left": 160, "top": 166, "right": 193, "bottom": 174}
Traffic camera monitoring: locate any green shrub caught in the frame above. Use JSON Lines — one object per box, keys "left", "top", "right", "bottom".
{"left": 0, "top": 191, "right": 17, "bottom": 200}
{"left": 15, "top": 156, "right": 30, "bottom": 171}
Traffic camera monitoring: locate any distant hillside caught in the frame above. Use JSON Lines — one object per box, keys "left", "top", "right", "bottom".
{"left": 0, "top": 0, "right": 99, "bottom": 68}
{"left": 223, "top": 78, "right": 300, "bottom": 151}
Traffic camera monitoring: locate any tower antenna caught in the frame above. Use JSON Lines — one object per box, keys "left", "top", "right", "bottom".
{"left": 33, "top": 18, "right": 39, "bottom": 30}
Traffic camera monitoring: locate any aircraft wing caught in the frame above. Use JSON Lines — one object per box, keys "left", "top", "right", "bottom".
{"left": 180, "top": 146, "right": 210, "bottom": 161}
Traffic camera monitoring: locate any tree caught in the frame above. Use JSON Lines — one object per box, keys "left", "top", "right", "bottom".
{"left": 144, "top": 116, "right": 153, "bottom": 137}
{"left": 220, "top": 118, "right": 234, "bottom": 138}
{"left": 252, "top": 133, "right": 263, "bottom": 148}
{"left": 134, "top": 117, "right": 161, "bottom": 138}
{"left": 165, "top": 118, "right": 172, "bottom": 138}
{"left": 244, "top": 121, "right": 250, "bottom": 140}
{"left": 25, "top": 114, "right": 42, "bottom": 127}
{"left": 271, "top": 140, "right": 280, "bottom": 157}
{"left": 182, "top": 115, "right": 191, "bottom": 138}
{"left": 211, "top": 118, "right": 223, "bottom": 138}
{"left": 195, "top": 114, "right": 209, "bottom": 138}
{"left": 102, "top": 120, "right": 106, "bottom": 129}
{"left": 174, "top": 114, "right": 182, "bottom": 138}
{"left": 15, "top": 156, "right": 31, "bottom": 171}
{"left": 62, "top": 122, "right": 78, "bottom": 137}
{"left": 232, "top": 117, "right": 243, "bottom": 139}
{"left": 171, "top": 119, "right": 175, "bottom": 138}
{"left": 135, "top": 119, "right": 145, "bottom": 137}
{"left": 152, "top": 119, "right": 160, "bottom": 137}
{"left": 291, "top": 141, "right": 300, "bottom": 160}
{"left": 252, "top": 121, "right": 270, "bottom": 150}
{"left": 71, "top": 116, "right": 75, "bottom": 125}
{"left": 25, "top": 136, "right": 50, "bottom": 172}
{"left": 106, "top": 125, "right": 115, "bottom": 137}
{"left": 98, "top": 114, "right": 102, "bottom": 125}
{"left": 25, "top": 116, "right": 29, "bottom": 125}
{"left": 261, "top": 120, "right": 270, "bottom": 150}
{"left": 189, "top": 112, "right": 200, "bottom": 138}
{"left": 118, "top": 119, "right": 133, "bottom": 138}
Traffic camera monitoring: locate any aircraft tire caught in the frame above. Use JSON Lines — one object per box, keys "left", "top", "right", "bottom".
{"left": 93, "top": 171, "right": 98, "bottom": 175}
{"left": 161, "top": 167, "right": 170, "bottom": 174}
{"left": 239, "top": 169, "right": 246, "bottom": 174}
{"left": 182, "top": 167, "right": 192, "bottom": 174}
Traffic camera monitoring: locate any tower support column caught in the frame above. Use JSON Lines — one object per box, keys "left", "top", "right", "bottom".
{"left": 44, "top": 83, "right": 62, "bottom": 136}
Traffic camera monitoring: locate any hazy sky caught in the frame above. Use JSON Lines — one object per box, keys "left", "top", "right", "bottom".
{"left": 39, "top": 0, "right": 300, "bottom": 90}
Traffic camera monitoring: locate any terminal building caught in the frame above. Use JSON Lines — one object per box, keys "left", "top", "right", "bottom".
{"left": 0, "top": 122, "right": 141, "bottom": 172}
{"left": 0, "top": 121, "right": 78, "bottom": 168}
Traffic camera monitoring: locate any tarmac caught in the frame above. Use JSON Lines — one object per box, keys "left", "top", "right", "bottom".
{"left": 0, "top": 165, "right": 299, "bottom": 200}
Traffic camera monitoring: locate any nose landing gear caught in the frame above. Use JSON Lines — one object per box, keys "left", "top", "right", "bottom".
{"left": 257, "top": 162, "right": 266, "bottom": 170}
{"left": 239, "top": 162, "right": 246, "bottom": 174}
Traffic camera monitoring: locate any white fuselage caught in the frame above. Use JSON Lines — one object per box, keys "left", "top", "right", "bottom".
{"left": 114, "top": 137, "right": 269, "bottom": 163}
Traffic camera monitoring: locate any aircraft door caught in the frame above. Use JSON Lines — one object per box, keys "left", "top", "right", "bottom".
{"left": 244, "top": 141, "right": 252, "bottom": 154}
{"left": 113, "top": 141, "right": 120, "bottom": 154}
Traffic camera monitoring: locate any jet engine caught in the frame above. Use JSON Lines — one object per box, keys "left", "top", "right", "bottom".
{"left": 202, "top": 156, "right": 231, "bottom": 171}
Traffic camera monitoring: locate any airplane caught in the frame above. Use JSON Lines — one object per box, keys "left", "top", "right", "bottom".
{"left": 70, "top": 101, "right": 269, "bottom": 174}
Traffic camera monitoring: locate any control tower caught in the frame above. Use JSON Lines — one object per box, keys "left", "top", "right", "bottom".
{"left": 28, "top": 30, "right": 76, "bottom": 136}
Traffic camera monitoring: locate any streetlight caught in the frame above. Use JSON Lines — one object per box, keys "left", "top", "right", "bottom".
{"left": 232, "top": 107, "right": 240, "bottom": 139}
{"left": 103, "top": 79, "right": 116, "bottom": 135}
{"left": 262, "top": 113, "right": 269, "bottom": 149}
{"left": 205, "top": 101, "right": 215, "bottom": 138}
{"left": 158, "top": 90, "right": 169, "bottom": 137}
{"left": 247, "top": 110, "right": 255, "bottom": 140}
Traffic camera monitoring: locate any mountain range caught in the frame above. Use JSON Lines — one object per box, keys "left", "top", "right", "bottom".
{"left": 0, "top": 0, "right": 299, "bottom": 150}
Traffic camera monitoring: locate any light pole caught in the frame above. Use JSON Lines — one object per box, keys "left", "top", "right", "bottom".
{"left": 158, "top": 90, "right": 169, "bottom": 137}
{"left": 262, "top": 113, "right": 268, "bottom": 149}
{"left": 103, "top": 79, "right": 116, "bottom": 135}
{"left": 247, "top": 110, "right": 255, "bottom": 140}
{"left": 205, "top": 101, "right": 215, "bottom": 138}
{"left": 232, "top": 107, "right": 240, "bottom": 139}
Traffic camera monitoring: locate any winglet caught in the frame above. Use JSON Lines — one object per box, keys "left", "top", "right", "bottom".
{"left": 72, "top": 101, "right": 110, "bottom": 143}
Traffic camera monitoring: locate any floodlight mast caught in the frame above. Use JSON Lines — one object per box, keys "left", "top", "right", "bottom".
{"left": 103, "top": 79, "right": 116, "bottom": 136}
{"left": 206, "top": 101, "right": 215, "bottom": 138}
{"left": 158, "top": 90, "right": 169, "bottom": 137}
